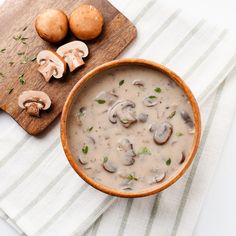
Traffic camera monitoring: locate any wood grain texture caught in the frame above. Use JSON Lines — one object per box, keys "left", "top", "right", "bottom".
{"left": 0, "top": 0, "right": 137, "bottom": 135}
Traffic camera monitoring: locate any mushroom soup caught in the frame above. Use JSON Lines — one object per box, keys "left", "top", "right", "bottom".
{"left": 67, "top": 65, "right": 195, "bottom": 192}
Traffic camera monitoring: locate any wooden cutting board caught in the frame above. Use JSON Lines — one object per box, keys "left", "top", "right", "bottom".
{"left": 0, "top": 0, "right": 136, "bottom": 135}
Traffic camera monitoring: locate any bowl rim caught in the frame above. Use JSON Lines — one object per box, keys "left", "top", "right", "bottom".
{"left": 60, "top": 58, "right": 201, "bottom": 198}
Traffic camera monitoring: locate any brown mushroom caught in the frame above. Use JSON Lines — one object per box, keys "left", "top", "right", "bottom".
{"left": 179, "top": 152, "right": 186, "bottom": 164}
{"left": 69, "top": 5, "right": 104, "bottom": 40}
{"left": 35, "top": 9, "right": 68, "bottom": 43}
{"left": 108, "top": 100, "right": 137, "bottom": 128}
{"left": 18, "top": 90, "right": 51, "bottom": 117}
{"left": 56, "top": 41, "right": 89, "bottom": 72}
{"left": 180, "top": 110, "right": 194, "bottom": 128}
{"left": 37, "top": 50, "right": 66, "bottom": 82}
{"left": 153, "top": 122, "right": 173, "bottom": 145}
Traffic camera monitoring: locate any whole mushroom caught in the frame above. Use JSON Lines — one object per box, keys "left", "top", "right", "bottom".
{"left": 69, "top": 5, "right": 104, "bottom": 40}
{"left": 18, "top": 90, "right": 51, "bottom": 117}
{"left": 56, "top": 41, "right": 89, "bottom": 72}
{"left": 35, "top": 9, "right": 68, "bottom": 43}
{"left": 37, "top": 50, "right": 66, "bottom": 82}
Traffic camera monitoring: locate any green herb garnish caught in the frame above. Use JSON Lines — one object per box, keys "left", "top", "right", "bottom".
{"left": 82, "top": 145, "right": 89, "bottom": 154}
{"left": 166, "top": 158, "right": 171, "bottom": 166}
{"left": 148, "top": 95, "right": 157, "bottom": 99}
{"left": 176, "top": 132, "right": 184, "bottom": 137}
{"left": 13, "top": 35, "right": 28, "bottom": 44}
{"left": 138, "top": 147, "right": 151, "bottom": 155}
{"left": 103, "top": 156, "right": 108, "bottom": 163}
{"left": 119, "top": 80, "right": 125, "bottom": 86}
{"left": 121, "top": 119, "right": 129, "bottom": 124}
{"left": 0, "top": 48, "right": 6, "bottom": 53}
{"left": 17, "top": 52, "right": 25, "bottom": 56}
{"left": 30, "top": 55, "right": 37, "bottom": 61}
{"left": 87, "top": 126, "right": 93, "bottom": 132}
{"left": 96, "top": 99, "right": 106, "bottom": 104}
{"left": 18, "top": 74, "right": 25, "bottom": 85}
{"left": 127, "top": 174, "right": 138, "bottom": 181}
{"left": 168, "top": 111, "right": 176, "bottom": 119}
{"left": 8, "top": 88, "right": 14, "bottom": 94}
{"left": 154, "top": 87, "right": 161, "bottom": 93}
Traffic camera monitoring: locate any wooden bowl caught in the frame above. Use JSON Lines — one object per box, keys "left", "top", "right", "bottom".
{"left": 61, "top": 58, "right": 201, "bottom": 198}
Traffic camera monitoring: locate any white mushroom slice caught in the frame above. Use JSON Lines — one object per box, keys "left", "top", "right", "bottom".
{"left": 143, "top": 96, "right": 158, "bottom": 107}
{"left": 132, "top": 80, "right": 144, "bottom": 87}
{"left": 56, "top": 41, "right": 89, "bottom": 72}
{"left": 153, "top": 122, "right": 173, "bottom": 145}
{"left": 95, "top": 91, "right": 118, "bottom": 106}
{"left": 108, "top": 100, "right": 137, "bottom": 127}
{"left": 118, "top": 138, "right": 136, "bottom": 166}
{"left": 179, "top": 152, "right": 186, "bottom": 164}
{"left": 138, "top": 113, "right": 148, "bottom": 123}
{"left": 18, "top": 90, "right": 51, "bottom": 117}
{"left": 103, "top": 160, "right": 117, "bottom": 173}
{"left": 78, "top": 156, "right": 88, "bottom": 165}
{"left": 37, "top": 50, "right": 66, "bottom": 82}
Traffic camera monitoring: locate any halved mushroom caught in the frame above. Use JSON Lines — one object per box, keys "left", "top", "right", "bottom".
{"left": 143, "top": 96, "right": 158, "bottom": 107}
{"left": 138, "top": 113, "right": 148, "bottom": 123}
{"left": 37, "top": 50, "right": 66, "bottom": 82}
{"left": 153, "top": 122, "right": 173, "bottom": 145}
{"left": 103, "top": 160, "right": 117, "bottom": 173}
{"left": 118, "top": 138, "right": 136, "bottom": 166}
{"left": 180, "top": 110, "right": 194, "bottom": 128}
{"left": 95, "top": 91, "right": 118, "bottom": 106}
{"left": 108, "top": 100, "right": 137, "bottom": 128}
{"left": 132, "top": 80, "right": 144, "bottom": 87}
{"left": 56, "top": 41, "right": 89, "bottom": 72}
{"left": 18, "top": 90, "right": 51, "bottom": 117}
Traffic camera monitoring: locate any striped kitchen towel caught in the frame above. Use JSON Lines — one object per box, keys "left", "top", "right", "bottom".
{"left": 1, "top": 0, "right": 236, "bottom": 235}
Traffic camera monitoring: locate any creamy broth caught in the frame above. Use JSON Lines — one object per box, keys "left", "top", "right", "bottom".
{"left": 67, "top": 65, "right": 195, "bottom": 192}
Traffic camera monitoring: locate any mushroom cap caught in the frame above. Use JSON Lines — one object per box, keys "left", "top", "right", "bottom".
{"left": 35, "top": 9, "right": 68, "bottom": 43}
{"left": 18, "top": 90, "right": 51, "bottom": 110}
{"left": 37, "top": 50, "right": 66, "bottom": 79}
{"left": 56, "top": 41, "right": 89, "bottom": 58}
{"left": 69, "top": 4, "right": 104, "bottom": 40}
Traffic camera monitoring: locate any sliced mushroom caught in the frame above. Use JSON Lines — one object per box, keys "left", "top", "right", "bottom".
{"left": 18, "top": 90, "right": 51, "bottom": 117}
{"left": 180, "top": 110, "right": 194, "bottom": 128}
{"left": 120, "top": 180, "right": 133, "bottom": 191}
{"left": 78, "top": 156, "right": 88, "bottom": 165}
{"left": 138, "top": 113, "right": 148, "bottom": 123}
{"left": 132, "top": 80, "right": 144, "bottom": 87}
{"left": 95, "top": 91, "right": 118, "bottom": 106}
{"left": 108, "top": 100, "right": 137, "bottom": 127}
{"left": 103, "top": 160, "right": 117, "bottom": 173}
{"left": 118, "top": 138, "right": 136, "bottom": 166}
{"left": 153, "top": 122, "right": 173, "bottom": 145}
{"left": 149, "top": 123, "right": 158, "bottom": 133}
{"left": 37, "top": 50, "right": 66, "bottom": 82}
{"left": 179, "top": 152, "right": 186, "bottom": 164}
{"left": 56, "top": 41, "right": 89, "bottom": 72}
{"left": 143, "top": 96, "right": 158, "bottom": 107}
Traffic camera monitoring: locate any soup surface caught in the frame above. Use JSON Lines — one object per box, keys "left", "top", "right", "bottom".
{"left": 67, "top": 65, "right": 195, "bottom": 192}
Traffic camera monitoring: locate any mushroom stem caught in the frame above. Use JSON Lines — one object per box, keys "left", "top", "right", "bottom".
{"left": 38, "top": 62, "right": 57, "bottom": 82}
{"left": 64, "top": 49, "right": 85, "bottom": 72}
{"left": 26, "top": 103, "right": 40, "bottom": 117}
